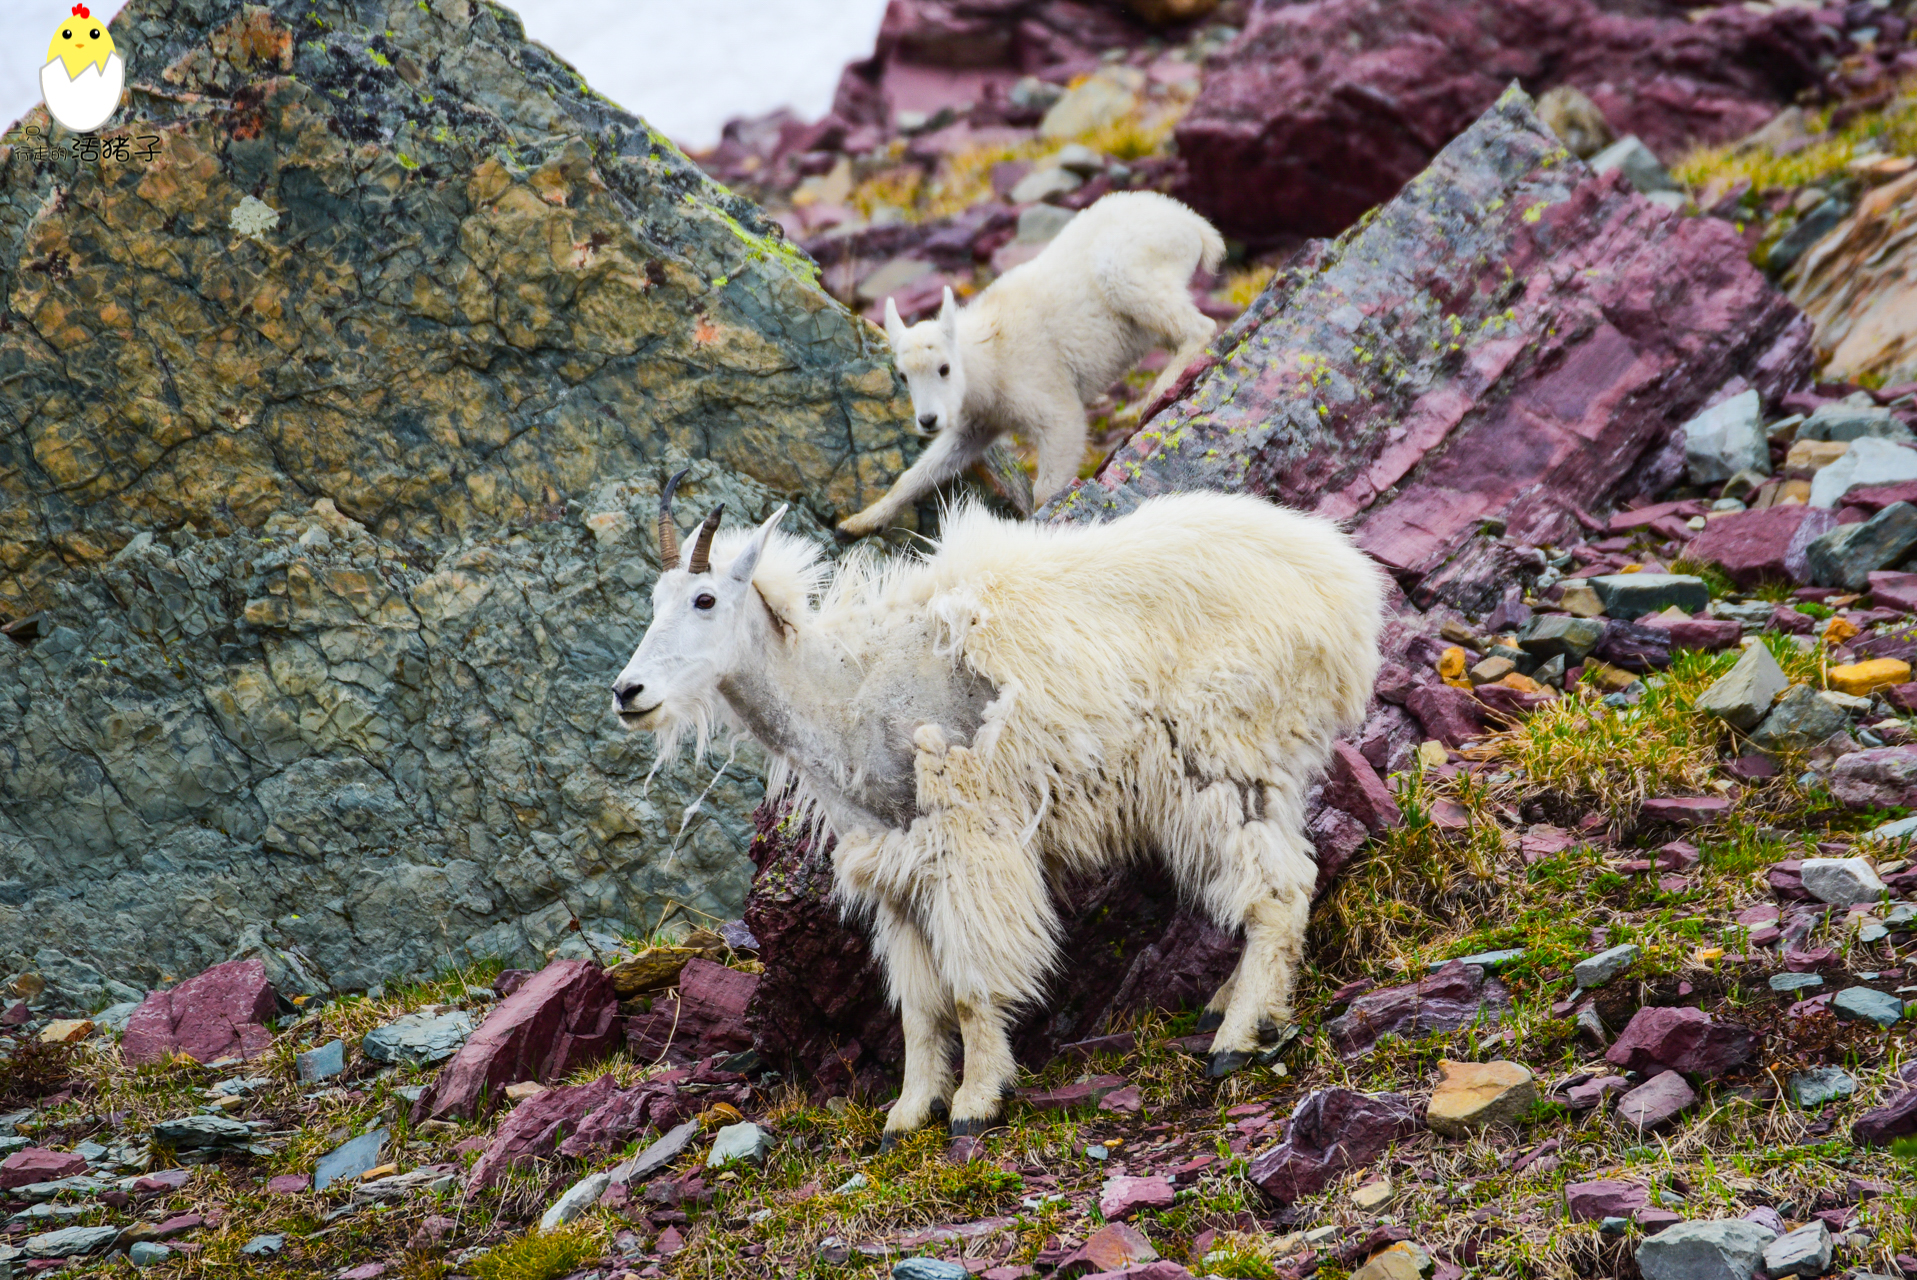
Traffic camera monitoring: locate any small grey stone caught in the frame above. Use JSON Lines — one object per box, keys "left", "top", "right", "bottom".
{"left": 893, "top": 1260, "right": 972, "bottom": 1280}
{"left": 1751, "top": 685, "right": 1851, "bottom": 753}
{"left": 296, "top": 1040, "right": 346, "bottom": 1083}
{"left": 1832, "top": 986, "right": 1905, "bottom": 1028}
{"left": 1696, "top": 643, "right": 1791, "bottom": 732}
{"left": 611, "top": 1118, "right": 701, "bottom": 1185}
{"left": 1600, "top": 1216, "right": 1631, "bottom": 1238}
{"left": 22, "top": 1225, "right": 122, "bottom": 1259}
{"left": 1637, "top": 1220, "right": 1777, "bottom": 1280}
{"left": 1429, "top": 948, "right": 1526, "bottom": 971}
{"left": 93, "top": 1001, "right": 140, "bottom": 1034}
{"left": 706, "top": 1122, "right": 773, "bottom": 1168}
{"left": 151, "top": 1115, "right": 253, "bottom": 1150}
{"left": 1684, "top": 390, "right": 1768, "bottom": 485}
{"left": 361, "top": 1010, "right": 474, "bottom": 1067}
{"left": 129, "top": 1241, "right": 172, "bottom": 1266}
{"left": 1588, "top": 574, "right": 1711, "bottom": 621}
{"left": 314, "top": 1129, "right": 386, "bottom": 1192}
{"left": 1768, "top": 198, "right": 1850, "bottom": 275}
{"left": 1519, "top": 614, "right": 1608, "bottom": 662}
{"left": 539, "top": 1171, "right": 612, "bottom": 1231}
{"left": 1590, "top": 135, "right": 1681, "bottom": 195}
{"left": 1768, "top": 972, "right": 1823, "bottom": 994}
{"left": 819, "top": 1236, "right": 852, "bottom": 1264}
{"left": 1008, "top": 166, "right": 1081, "bottom": 205}
{"left": 832, "top": 1172, "right": 868, "bottom": 1195}
{"left": 1048, "top": 143, "right": 1104, "bottom": 175}
{"left": 239, "top": 1234, "right": 284, "bottom": 1257}
{"left": 1015, "top": 203, "right": 1077, "bottom": 244}
{"left": 1787, "top": 1066, "right": 1854, "bottom": 1108}
{"left": 1762, "top": 1220, "right": 1832, "bottom": 1278}
{"left": 1798, "top": 395, "right": 1912, "bottom": 444}
{"left": 1575, "top": 944, "right": 1640, "bottom": 989}
{"left": 1799, "top": 857, "right": 1888, "bottom": 906}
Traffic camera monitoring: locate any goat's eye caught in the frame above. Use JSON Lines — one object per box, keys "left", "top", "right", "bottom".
{"left": 693, "top": 593, "right": 716, "bottom": 611}
{"left": 938, "top": 364, "right": 950, "bottom": 378}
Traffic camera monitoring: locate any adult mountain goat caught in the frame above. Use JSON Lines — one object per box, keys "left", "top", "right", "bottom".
{"left": 838, "top": 191, "right": 1226, "bottom": 538}
{"left": 613, "top": 472, "right": 1387, "bottom": 1140}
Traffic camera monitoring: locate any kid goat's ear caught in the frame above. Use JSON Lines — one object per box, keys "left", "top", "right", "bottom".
{"left": 729, "top": 505, "right": 788, "bottom": 584}
{"left": 937, "top": 286, "right": 958, "bottom": 337}
{"left": 884, "top": 297, "right": 905, "bottom": 344}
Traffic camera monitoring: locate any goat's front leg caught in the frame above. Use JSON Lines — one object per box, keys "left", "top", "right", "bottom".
{"left": 950, "top": 998, "right": 1017, "bottom": 1135}
{"left": 1207, "top": 886, "right": 1310, "bottom": 1078}
{"left": 838, "top": 426, "right": 995, "bottom": 538}
{"left": 1029, "top": 394, "right": 1089, "bottom": 509}
{"left": 875, "top": 904, "right": 957, "bottom": 1145}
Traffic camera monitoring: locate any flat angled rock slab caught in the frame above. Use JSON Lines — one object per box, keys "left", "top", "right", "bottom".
{"left": 1044, "top": 86, "right": 1810, "bottom": 617}
{"left": 1637, "top": 1220, "right": 1776, "bottom": 1280}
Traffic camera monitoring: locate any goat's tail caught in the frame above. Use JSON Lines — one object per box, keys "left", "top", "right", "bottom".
{"left": 1195, "top": 213, "right": 1226, "bottom": 275}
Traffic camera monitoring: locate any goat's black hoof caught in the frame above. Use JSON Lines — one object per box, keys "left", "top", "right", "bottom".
{"left": 1195, "top": 1010, "right": 1225, "bottom": 1034}
{"left": 1206, "top": 1050, "right": 1252, "bottom": 1079}
{"left": 949, "top": 1116, "right": 998, "bottom": 1138}
{"left": 929, "top": 1099, "right": 950, "bottom": 1123}
{"left": 878, "top": 1132, "right": 900, "bottom": 1153}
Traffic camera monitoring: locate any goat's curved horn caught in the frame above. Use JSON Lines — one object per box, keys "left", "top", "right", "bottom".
{"left": 687, "top": 503, "right": 725, "bottom": 575}
{"left": 658, "top": 468, "right": 689, "bottom": 567}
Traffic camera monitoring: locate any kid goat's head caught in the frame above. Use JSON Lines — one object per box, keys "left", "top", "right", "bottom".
{"left": 611, "top": 470, "right": 785, "bottom": 743}
{"left": 884, "top": 286, "right": 966, "bottom": 437}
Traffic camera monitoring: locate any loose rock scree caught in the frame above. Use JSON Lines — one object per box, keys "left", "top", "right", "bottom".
{"left": 613, "top": 473, "right": 1387, "bottom": 1140}
{"left": 840, "top": 191, "right": 1227, "bottom": 537}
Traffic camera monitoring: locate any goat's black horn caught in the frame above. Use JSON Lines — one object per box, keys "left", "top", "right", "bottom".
{"left": 658, "top": 468, "right": 689, "bottom": 567}
{"left": 687, "top": 503, "right": 725, "bottom": 574}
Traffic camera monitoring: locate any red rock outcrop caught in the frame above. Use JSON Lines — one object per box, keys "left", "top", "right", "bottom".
{"left": 1173, "top": 0, "right": 1831, "bottom": 241}
{"left": 119, "top": 959, "right": 278, "bottom": 1066}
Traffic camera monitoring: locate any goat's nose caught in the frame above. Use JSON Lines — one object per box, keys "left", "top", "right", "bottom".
{"left": 613, "top": 681, "right": 644, "bottom": 709}
{"left": 917, "top": 413, "right": 938, "bottom": 429}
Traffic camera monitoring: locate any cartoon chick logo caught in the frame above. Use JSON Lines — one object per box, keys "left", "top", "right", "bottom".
{"left": 41, "top": 4, "right": 124, "bottom": 133}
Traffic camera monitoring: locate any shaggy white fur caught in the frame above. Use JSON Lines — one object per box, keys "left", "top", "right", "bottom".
{"left": 840, "top": 191, "right": 1227, "bottom": 537}
{"left": 614, "top": 491, "right": 1387, "bottom": 1138}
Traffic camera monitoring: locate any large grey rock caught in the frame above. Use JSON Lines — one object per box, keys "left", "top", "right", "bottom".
{"left": 1799, "top": 857, "right": 1888, "bottom": 905}
{"left": 1806, "top": 502, "right": 1917, "bottom": 590}
{"left": 1637, "top": 1220, "right": 1778, "bottom": 1280}
{"left": 1762, "top": 1220, "right": 1831, "bottom": 1278}
{"left": 893, "top": 1260, "right": 972, "bottom": 1280}
{"left": 1695, "top": 642, "right": 1790, "bottom": 732}
{"left": 151, "top": 1115, "right": 254, "bottom": 1151}
{"left": 1751, "top": 685, "right": 1851, "bottom": 752}
{"left": 361, "top": 1010, "right": 475, "bottom": 1067}
{"left": 0, "top": 0, "right": 919, "bottom": 994}
{"left": 1832, "top": 986, "right": 1905, "bottom": 1028}
{"left": 1518, "top": 615, "right": 1607, "bottom": 663}
{"left": 1810, "top": 437, "right": 1917, "bottom": 508}
{"left": 1684, "top": 390, "right": 1769, "bottom": 485}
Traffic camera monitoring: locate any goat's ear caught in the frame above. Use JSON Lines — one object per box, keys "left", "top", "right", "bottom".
{"left": 883, "top": 297, "right": 905, "bottom": 345}
{"left": 730, "top": 505, "right": 788, "bottom": 584}
{"left": 937, "top": 286, "right": 958, "bottom": 338}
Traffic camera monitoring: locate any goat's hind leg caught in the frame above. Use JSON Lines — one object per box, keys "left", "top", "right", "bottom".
{"left": 950, "top": 999, "right": 1018, "bottom": 1136}
{"left": 876, "top": 906, "right": 957, "bottom": 1146}
{"left": 1195, "top": 952, "right": 1245, "bottom": 1034}
{"left": 1206, "top": 885, "right": 1310, "bottom": 1078}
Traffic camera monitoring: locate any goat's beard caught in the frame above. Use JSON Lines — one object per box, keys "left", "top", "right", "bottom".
{"left": 640, "top": 687, "right": 738, "bottom": 788}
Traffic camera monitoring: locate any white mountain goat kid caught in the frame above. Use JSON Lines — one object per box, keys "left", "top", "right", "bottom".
{"left": 838, "top": 191, "right": 1227, "bottom": 538}
{"left": 614, "top": 471, "right": 1386, "bottom": 1139}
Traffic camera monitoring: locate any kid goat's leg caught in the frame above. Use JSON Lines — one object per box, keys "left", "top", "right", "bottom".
{"left": 838, "top": 425, "right": 994, "bottom": 538}
{"left": 875, "top": 902, "right": 957, "bottom": 1142}
{"left": 1030, "top": 392, "right": 1089, "bottom": 509}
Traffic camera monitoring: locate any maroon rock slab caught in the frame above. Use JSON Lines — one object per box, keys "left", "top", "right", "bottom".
{"left": 132, "top": 1168, "right": 190, "bottom": 1197}
{"left": 625, "top": 959, "right": 760, "bottom": 1066}
{"left": 1246, "top": 1088, "right": 1421, "bottom": 1203}
{"left": 1406, "top": 683, "right": 1491, "bottom": 748}
{"left": 1019, "top": 1074, "right": 1128, "bottom": 1111}
{"left": 1635, "top": 614, "right": 1743, "bottom": 651}
{"left": 467, "top": 1074, "right": 621, "bottom": 1188}
{"left": 1327, "top": 960, "right": 1511, "bottom": 1059}
{"left": 412, "top": 958, "right": 619, "bottom": 1123}
{"left": 1098, "top": 1174, "right": 1177, "bottom": 1221}
{"left": 1769, "top": 859, "right": 1813, "bottom": 901}
{"left": 1324, "top": 741, "right": 1403, "bottom": 832}
{"left": 0, "top": 1148, "right": 87, "bottom": 1190}
{"left": 1566, "top": 1076, "right": 1630, "bottom": 1110}
{"left": 1171, "top": 0, "right": 1828, "bottom": 241}
{"left": 1082, "top": 1266, "right": 1196, "bottom": 1280}
{"left": 1058, "top": 1032, "right": 1137, "bottom": 1060}
{"left": 1640, "top": 796, "right": 1732, "bottom": 825}
{"left": 1605, "top": 1006, "right": 1756, "bottom": 1077}
{"left": 1852, "top": 1087, "right": 1917, "bottom": 1147}
{"left": 1616, "top": 1069, "right": 1696, "bottom": 1130}
{"left": 119, "top": 959, "right": 277, "bottom": 1066}
{"left": 1098, "top": 1084, "right": 1144, "bottom": 1114}
{"left": 1566, "top": 1178, "right": 1649, "bottom": 1221}
{"left": 1828, "top": 745, "right": 1917, "bottom": 809}
{"left": 265, "top": 1174, "right": 310, "bottom": 1195}
{"left": 1685, "top": 505, "right": 1839, "bottom": 588}
{"left": 1867, "top": 570, "right": 1917, "bottom": 614}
